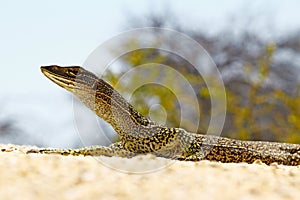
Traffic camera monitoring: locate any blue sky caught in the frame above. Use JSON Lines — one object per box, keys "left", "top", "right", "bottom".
{"left": 1, "top": 0, "right": 299, "bottom": 94}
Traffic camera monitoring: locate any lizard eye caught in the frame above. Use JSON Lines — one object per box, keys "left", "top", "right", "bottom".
{"left": 67, "top": 69, "right": 77, "bottom": 77}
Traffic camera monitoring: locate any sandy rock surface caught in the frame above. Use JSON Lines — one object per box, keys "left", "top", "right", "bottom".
{"left": 0, "top": 144, "right": 299, "bottom": 200}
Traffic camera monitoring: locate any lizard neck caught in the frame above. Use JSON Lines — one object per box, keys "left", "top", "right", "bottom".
{"left": 75, "top": 78, "right": 155, "bottom": 135}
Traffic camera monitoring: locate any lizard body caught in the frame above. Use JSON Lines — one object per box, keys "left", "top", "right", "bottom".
{"left": 28, "top": 65, "right": 300, "bottom": 166}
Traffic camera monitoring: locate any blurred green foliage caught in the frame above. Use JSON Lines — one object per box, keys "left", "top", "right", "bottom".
{"left": 102, "top": 37, "right": 300, "bottom": 144}
{"left": 226, "top": 44, "right": 300, "bottom": 143}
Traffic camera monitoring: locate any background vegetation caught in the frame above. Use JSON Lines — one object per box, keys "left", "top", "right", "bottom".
{"left": 103, "top": 13, "right": 300, "bottom": 143}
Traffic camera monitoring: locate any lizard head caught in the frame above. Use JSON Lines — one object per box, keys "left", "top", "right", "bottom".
{"left": 41, "top": 65, "right": 99, "bottom": 93}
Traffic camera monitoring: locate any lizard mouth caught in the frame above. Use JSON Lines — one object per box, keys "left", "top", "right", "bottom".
{"left": 41, "top": 65, "right": 77, "bottom": 91}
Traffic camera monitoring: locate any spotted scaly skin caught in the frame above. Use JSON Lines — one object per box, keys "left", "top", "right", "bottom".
{"left": 27, "top": 65, "right": 300, "bottom": 166}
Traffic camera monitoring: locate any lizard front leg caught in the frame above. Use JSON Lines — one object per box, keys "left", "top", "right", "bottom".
{"left": 26, "top": 142, "right": 137, "bottom": 158}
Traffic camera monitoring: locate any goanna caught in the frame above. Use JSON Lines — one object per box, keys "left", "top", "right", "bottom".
{"left": 27, "top": 65, "right": 300, "bottom": 166}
